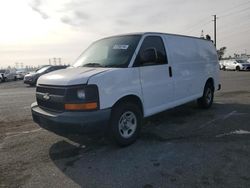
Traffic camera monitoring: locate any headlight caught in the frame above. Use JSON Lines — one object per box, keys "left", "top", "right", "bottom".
{"left": 65, "top": 85, "right": 99, "bottom": 111}
{"left": 77, "top": 89, "right": 86, "bottom": 99}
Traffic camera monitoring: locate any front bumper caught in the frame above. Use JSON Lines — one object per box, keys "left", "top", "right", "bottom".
{"left": 241, "top": 67, "right": 250, "bottom": 71}
{"left": 31, "top": 102, "right": 111, "bottom": 134}
{"left": 24, "top": 79, "right": 35, "bottom": 85}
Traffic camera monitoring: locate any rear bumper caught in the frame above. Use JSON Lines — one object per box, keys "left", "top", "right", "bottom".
{"left": 31, "top": 102, "right": 111, "bottom": 134}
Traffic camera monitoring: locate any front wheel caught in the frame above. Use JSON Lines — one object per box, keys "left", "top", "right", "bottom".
{"left": 197, "top": 82, "right": 214, "bottom": 109}
{"left": 236, "top": 66, "right": 240, "bottom": 71}
{"left": 110, "top": 102, "right": 142, "bottom": 146}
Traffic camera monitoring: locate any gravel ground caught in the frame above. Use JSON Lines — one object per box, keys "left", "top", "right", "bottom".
{"left": 1, "top": 71, "right": 250, "bottom": 188}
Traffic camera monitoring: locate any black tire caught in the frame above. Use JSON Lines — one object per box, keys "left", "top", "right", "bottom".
{"left": 236, "top": 66, "right": 240, "bottom": 71}
{"left": 14, "top": 76, "right": 17, "bottom": 81}
{"left": 197, "top": 82, "right": 214, "bottom": 109}
{"left": 110, "top": 102, "right": 142, "bottom": 146}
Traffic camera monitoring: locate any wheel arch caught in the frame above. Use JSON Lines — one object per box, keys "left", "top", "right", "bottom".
{"left": 236, "top": 66, "right": 241, "bottom": 71}
{"left": 205, "top": 77, "right": 215, "bottom": 91}
{"left": 112, "top": 95, "right": 144, "bottom": 116}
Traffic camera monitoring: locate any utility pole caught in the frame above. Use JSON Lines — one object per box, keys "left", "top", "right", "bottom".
{"left": 212, "top": 15, "right": 218, "bottom": 48}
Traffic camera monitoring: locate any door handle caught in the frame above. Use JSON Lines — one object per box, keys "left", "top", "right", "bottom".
{"left": 169, "top": 66, "right": 172, "bottom": 77}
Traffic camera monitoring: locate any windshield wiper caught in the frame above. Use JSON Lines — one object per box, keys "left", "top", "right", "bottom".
{"left": 83, "top": 63, "right": 103, "bottom": 67}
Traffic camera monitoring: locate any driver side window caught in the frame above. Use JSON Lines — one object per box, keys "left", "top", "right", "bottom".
{"left": 134, "top": 36, "right": 167, "bottom": 66}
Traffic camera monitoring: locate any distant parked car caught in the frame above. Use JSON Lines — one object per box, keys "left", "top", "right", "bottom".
{"left": 0, "top": 69, "right": 17, "bottom": 82}
{"left": 219, "top": 60, "right": 225, "bottom": 70}
{"left": 0, "top": 71, "right": 3, "bottom": 82}
{"left": 222, "top": 59, "right": 250, "bottom": 71}
{"left": 16, "top": 69, "right": 28, "bottom": 80}
{"left": 24, "top": 65, "right": 67, "bottom": 86}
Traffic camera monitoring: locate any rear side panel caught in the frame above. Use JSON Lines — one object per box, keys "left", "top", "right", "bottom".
{"left": 164, "top": 34, "right": 219, "bottom": 102}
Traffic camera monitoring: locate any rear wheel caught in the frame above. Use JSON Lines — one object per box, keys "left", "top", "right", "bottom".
{"left": 236, "top": 66, "right": 240, "bottom": 71}
{"left": 110, "top": 102, "right": 142, "bottom": 146}
{"left": 197, "top": 82, "right": 214, "bottom": 109}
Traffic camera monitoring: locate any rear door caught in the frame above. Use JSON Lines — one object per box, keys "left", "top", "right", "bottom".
{"left": 134, "top": 35, "right": 174, "bottom": 116}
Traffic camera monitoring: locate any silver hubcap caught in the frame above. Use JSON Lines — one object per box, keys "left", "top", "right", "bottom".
{"left": 205, "top": 88, "right": 212, "bottom": 104}
{"left": 118, "top": 111, "right": 137, "bottom": 138}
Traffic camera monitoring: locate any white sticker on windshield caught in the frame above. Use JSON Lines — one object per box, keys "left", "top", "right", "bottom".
{"left": 113, "top": 44, "right": 129, "bottom": 50}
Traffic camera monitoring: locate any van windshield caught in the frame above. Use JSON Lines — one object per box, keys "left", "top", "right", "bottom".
{"left": 73, "top": 35, "right": 141, "bottom": 68}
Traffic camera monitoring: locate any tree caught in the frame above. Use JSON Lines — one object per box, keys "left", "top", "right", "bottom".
{"left": 217, "top": 47, "right": 227, "bottom": 60}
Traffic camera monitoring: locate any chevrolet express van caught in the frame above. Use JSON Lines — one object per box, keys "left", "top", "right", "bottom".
{"left": 31, "top": 32, "right": 220, "bottom": 146}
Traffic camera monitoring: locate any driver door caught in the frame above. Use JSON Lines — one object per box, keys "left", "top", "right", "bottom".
{"left": 135, "top": 36, "right": 174, "bottom": 116}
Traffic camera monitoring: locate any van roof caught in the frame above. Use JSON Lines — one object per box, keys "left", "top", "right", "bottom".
{"left": 107, "top": 32, "right": 212, "bottom": 42}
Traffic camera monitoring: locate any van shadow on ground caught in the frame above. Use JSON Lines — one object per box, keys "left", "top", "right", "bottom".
{"left": 49, "top": 102, "right": 250, "bottom": 188}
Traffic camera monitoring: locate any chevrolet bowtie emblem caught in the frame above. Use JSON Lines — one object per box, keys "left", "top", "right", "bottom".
{"left": 43, "top": 93, "right": 51, "bottom": 101}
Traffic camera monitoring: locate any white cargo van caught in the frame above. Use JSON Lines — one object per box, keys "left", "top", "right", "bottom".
{"left": 31, "top": 32, "right": 220, "bottom": 146}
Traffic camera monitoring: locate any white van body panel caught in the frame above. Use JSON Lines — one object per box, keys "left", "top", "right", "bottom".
{"left": 164, "top": 35, "right": 219, "bottom": 102}
{"left": 134, "top": 34, "right": 174, "bottom": 116}
{"left": 138, "top": 64, "right": 174, "bottom": 116}
{"left": 36, "top": 32, "right": 219, "bottom": 118}
{"left": 88, "top": 68, "right": 143, "bottom": 110}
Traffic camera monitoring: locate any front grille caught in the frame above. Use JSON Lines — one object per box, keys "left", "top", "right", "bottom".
{"left": 37, "top": 85, "right": 66, "bottom": 95}
{"left": 37, "top": 99, "right": 65, "bottom": 112}
{"left": 36, "top": 85, "right": 66, "bottom": 112}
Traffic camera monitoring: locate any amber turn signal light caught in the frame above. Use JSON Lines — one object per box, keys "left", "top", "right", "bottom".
{"left": 65, "top": 102, "right": 97, "bottom": 110}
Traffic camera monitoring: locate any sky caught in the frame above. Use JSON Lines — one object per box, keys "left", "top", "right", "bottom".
{"left": 0, "top": 0, "right": 249, "bottom": 68}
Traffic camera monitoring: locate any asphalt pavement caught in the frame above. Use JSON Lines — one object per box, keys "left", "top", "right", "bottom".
{"left": 1, "top": 71, "right": 250, "bottom": 188}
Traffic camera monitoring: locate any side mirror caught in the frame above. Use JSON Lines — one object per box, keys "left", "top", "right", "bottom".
{"left": 141, "top": 48, "right": 158, "bottom": 64}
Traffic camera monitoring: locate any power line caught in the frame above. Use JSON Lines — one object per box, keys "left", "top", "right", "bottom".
{"left": 218, "top": 0, "right": 250, "bottom": 17}
{"left": 218, "top": 18, "right": 250, "bottom": 33}
{"left": 179, "top": 0, "right": 250, "bottom": 44}
{"left": 219, "top": 6, "right": 250, "bottom": 18}
{"left": 184, "top": 17, "right": 211, "bottom": 32}
{"left": 218, "top": 26, "right": 250, "bottom": 40}
{"left": 185, "top": 20, "right": 212, "bottom": 34}
{"left": 183, "top": 1, "right": 250, "bottom": 35}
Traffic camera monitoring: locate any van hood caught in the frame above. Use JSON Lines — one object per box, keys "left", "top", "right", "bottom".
{"left": 37, "top": 67, "right": 112, "bottom": 86}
